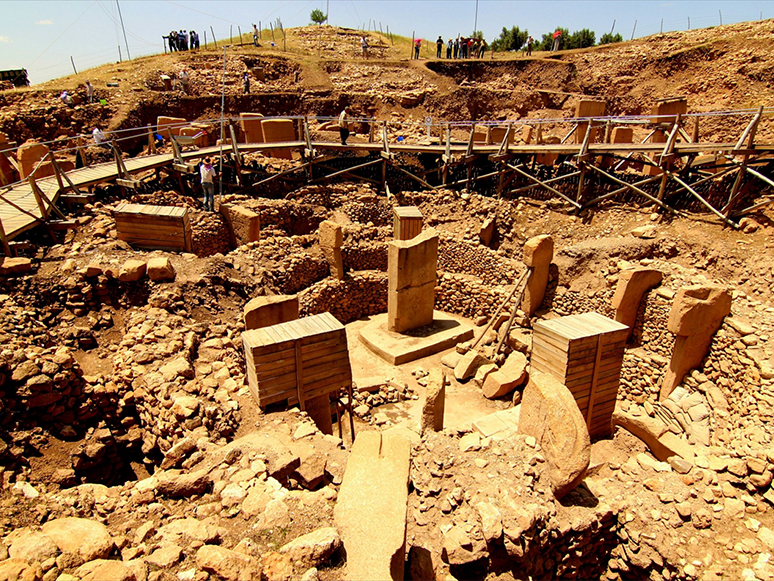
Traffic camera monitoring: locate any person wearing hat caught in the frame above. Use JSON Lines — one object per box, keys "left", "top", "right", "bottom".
{"left": 200, "top": 157, "right": 216, "bottom": 211}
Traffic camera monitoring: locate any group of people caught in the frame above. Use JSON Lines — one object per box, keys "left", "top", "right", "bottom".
{"left": 168, "top": 30, "right": 200, "bottom": 52}
{"left": 423, "top": 36, "right": 487, "bottom": 59}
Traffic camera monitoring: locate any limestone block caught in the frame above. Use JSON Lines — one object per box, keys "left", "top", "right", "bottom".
{"left": 243, "top": 295, "right": 299, "bottom": 330}
{"left": 453, "top": 350, "right": 488, "bottom": 382}
{"left": 0, "top": 257, "right": 31, "bottom": 276}
{"left": 521, "top": 125, "right": 533, "bottom": 144}
{"left": 0, "top": 132, "right": 19, "bottom": 185}
{"left": 387, "top": 228, "right": 439, "bottom": 333}
{"left": 518, "top": 372, "right": 590, "bottom": 499}
{"left": 319, "top": 220, "right": 344, "bottom": 280}
{"left": 611, "top": 127, "right": 633, "bottom": 143}
{"left": 280, "top": 527, "right": 342, "bottom": 568}
{"left": 179, "top": 126, "right": 207, "bottom": 147}
{"left": 482, "top": 351, "right": 527, "bottom": 399}
{"left": 196, "top": 545, "right": 263, "bottom": 581}
{"left": 157, "top": 116, "right": 187, "bottom": 139}
{"left": 146, "top": 256, "right": 176, "bottom": 281}
{"left": 334, "top": 431, "right": 411, "bottom": 581}
{"left": 17, "top": 140, "right": 50, "bottom": 179}
{"left": 304, "top": 393, "right": 333, "bottom": 436}
{"left": 240, "top": 113, "right": 265, "bottom": 143}
{"left": 479, "top": 217, "right": 495, "bottom": 247}
{"left": 261, "top": 119, "right": 296, "bottom": 160}
{"left": 421, "top": 369, "right": 446, "bottom": 434}
{"left": 41, "top": 518, "right": 114, "bottom": 562}
{"left": 612, "top": 268, "right": 663, "bottom": 339}
{"left": 660, "top": 285, "right": 731, "bottom": 400}
{"left": 220, "top": 204, "right": 261, "bottom": 248}
{"left": 575, "top": 100, "right": 606, "bottom": 144}
{"left": 521, "top": 235, "right": 554, "bottom": 316}
{"left": 118, "top": 259, "right": 147, "bottom": 282}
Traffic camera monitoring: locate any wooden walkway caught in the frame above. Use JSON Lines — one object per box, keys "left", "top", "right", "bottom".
{"left": 1, "top": 135, "right": 773, "bottom": 244}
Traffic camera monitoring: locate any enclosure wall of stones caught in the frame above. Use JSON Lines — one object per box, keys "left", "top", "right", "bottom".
{"left": 0, "top": 162, "right": 772, "bottom": 581}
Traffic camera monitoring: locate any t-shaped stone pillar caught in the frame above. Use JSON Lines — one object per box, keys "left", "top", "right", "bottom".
{"left": 387, "top": 228, "right": 439, "bottom": 333}
{"left": 612, "top": 268, "right": 663, "bottom": 341}
{"left": 660, "top": 285, "right": 731, "bottom": 401}
{"left": 319, "top": 220, "right": 344, "bottom": 280}
{"left": 521, "top": 235, "right": 554, "bottom": 317}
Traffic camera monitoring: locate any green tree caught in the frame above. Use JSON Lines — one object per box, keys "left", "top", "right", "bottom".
{"left": 471, "top": 30, "right": 484, "bottom": 40}
{"left": 568, "top": 28, "right": 596, "bottom": 49}
{"left": 491, "top": 26, "right": 529, "bottom": 52}
{"left": 599, "top": 32, "right": 624, "bottom": 45}
{"left": 310, "top": 8, "right": 327, "bottom": 25}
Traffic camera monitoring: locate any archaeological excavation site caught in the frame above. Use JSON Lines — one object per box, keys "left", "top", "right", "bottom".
{"left": 1, "top": 19, "right": 774, "bottom": 581}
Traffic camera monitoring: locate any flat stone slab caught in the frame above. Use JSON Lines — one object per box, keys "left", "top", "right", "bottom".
{"left": 359, "top": 311, "right": 474, "bottom": 366}
{"left": 334, "top": 431, "right": 411, "bottom": 581}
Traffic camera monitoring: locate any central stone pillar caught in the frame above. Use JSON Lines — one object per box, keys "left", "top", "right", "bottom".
{"left": 387, "top": 228, "right": 439, "bottom": 333}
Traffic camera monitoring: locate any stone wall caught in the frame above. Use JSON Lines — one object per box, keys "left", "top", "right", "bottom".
{"left": 299, "top": 271, "right": 387, "bottom": 324}
{"left": 219, "top": 203, "right": 260, "bottom": 248}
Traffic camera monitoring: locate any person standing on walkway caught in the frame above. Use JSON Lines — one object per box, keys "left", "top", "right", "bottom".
{"left": 436, "top": 36, "right": 443, "bottom": 58}
{"left": 446, "top": 38, "right": 453, "bottom": 59}
{"left": 200, "top": 157, "right": 216, "bottom": 212}
{"left": 453, "top": 37, "right": 459, "bottom": 59}
{"left": 338, "top": 108, "right": 350, "bottom": 145}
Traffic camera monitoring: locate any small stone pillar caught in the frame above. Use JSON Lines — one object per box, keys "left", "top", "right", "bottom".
{"left": 574, "top": 99, "right": 606, "bottom": 144}
{"left": 612, "top": 268, "right": 663, "bottom": 340}
{"left": 17, "top": 140, "right": 50, "bottom": 179}
{"left": 521, "top": 235, "right": 554, "bottom": 317}
{"left": 387, "top": 228, "right": 439, "bottom": 333}
{"left": 660, "top": 285, "right": 731, "bottom": 401}
{"left": 421, "top": 369, "right": 446, "bottom": 434}
{"left": 393, "top": 206, "right": 423, "bottom": 241}
{"left": 243, "top": 295, "right": 299, "bottom": 331}
{"left": 319, "top": 220, "right": 344, "bottom": 280}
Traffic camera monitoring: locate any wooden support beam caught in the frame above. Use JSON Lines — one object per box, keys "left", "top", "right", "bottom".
{"left": 583, "top": 175, "right": 662, "bottom": 207}
{"left": 561, "top": 123, "right": 579, "bottom": 145}
{"left": 148, "top": 125, "right": 157, "bottom": 154}
{"left": 310, "top": 158, "right": 382, "bottom": 184}
{"left": 509, "top": 171, "right": 581, "bottom": 195}
{"left": 0, "top": 215, "right": 11, "bottom": 256}
{"left": 252, "top": 162, "right": 311, "bottom": 188}
{"left": 725, "top": 106, "right": 764, "bottom": 218}
{"left": 668, "top": 171, "right": 738, "bottom": 228}
{"left": 508, "top": 163, "right": 581, "bottom": 209}
{"left": 587, "top": 164, "right": 681, "bottom": 215}
{"left": 394, "top": 164, "right": 435, "bottom": 190}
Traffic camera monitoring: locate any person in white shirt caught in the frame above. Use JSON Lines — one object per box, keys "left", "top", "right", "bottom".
{"left": 85, "top": 80, "right": 94, "bottom": 103}
{"left": 92, "top": 126, "right": 108, "bottom": 147}
{"left": 200, "top": 157, "right": 216, "bottom": 211}
{"left": 338, "top": 108, "right": 350, "bottom": 145}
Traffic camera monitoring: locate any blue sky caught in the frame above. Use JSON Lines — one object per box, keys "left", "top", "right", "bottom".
{"left": 0, "top": 0, "right": 770, "bottom": 84}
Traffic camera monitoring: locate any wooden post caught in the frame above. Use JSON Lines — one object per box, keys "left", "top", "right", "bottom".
{"left": 210, "top": 26, "right": 217, "bottom": 48}
{"left": 28, "top": 176, "right": 50, "bottom": 221}
{"left": 725, "top": 105, "right": 763, "bottom": 218}
{"left": 0, "top": 215, "right": 11, "bottom": 257}
{"left": 147, "top": 125, "right": 156, "bottom": 154}
{"left": 692, "top": 116, "right": 700, "bottom": 143}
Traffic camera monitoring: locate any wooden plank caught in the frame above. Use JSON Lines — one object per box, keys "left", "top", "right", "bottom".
{"left": 295, "top": 341, "right": 306, "bottom": 411}
{"left": 249, "top": 347, "right": 296, "bottom": 365}
{"left": 299, "top": 336, "right": 348, "bottom": 356}
{"left": 254, "top": 360, "right": 297, "bottom": 379}
{"left": 303, "top": 347, "right": 349, "bottom": 369}
{"left": 303, "top": 362, "right": 352, "bottom": 385}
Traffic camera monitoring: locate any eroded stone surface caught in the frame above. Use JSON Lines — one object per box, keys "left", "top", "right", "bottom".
{"left": 387, "top": 228, "right": 439, "bottom": 333}
{"left": 518, "top": 372, "right": 590, "bottom": 498}
{"left": 334, "top": 431, "right": 411, "bottom": 580}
